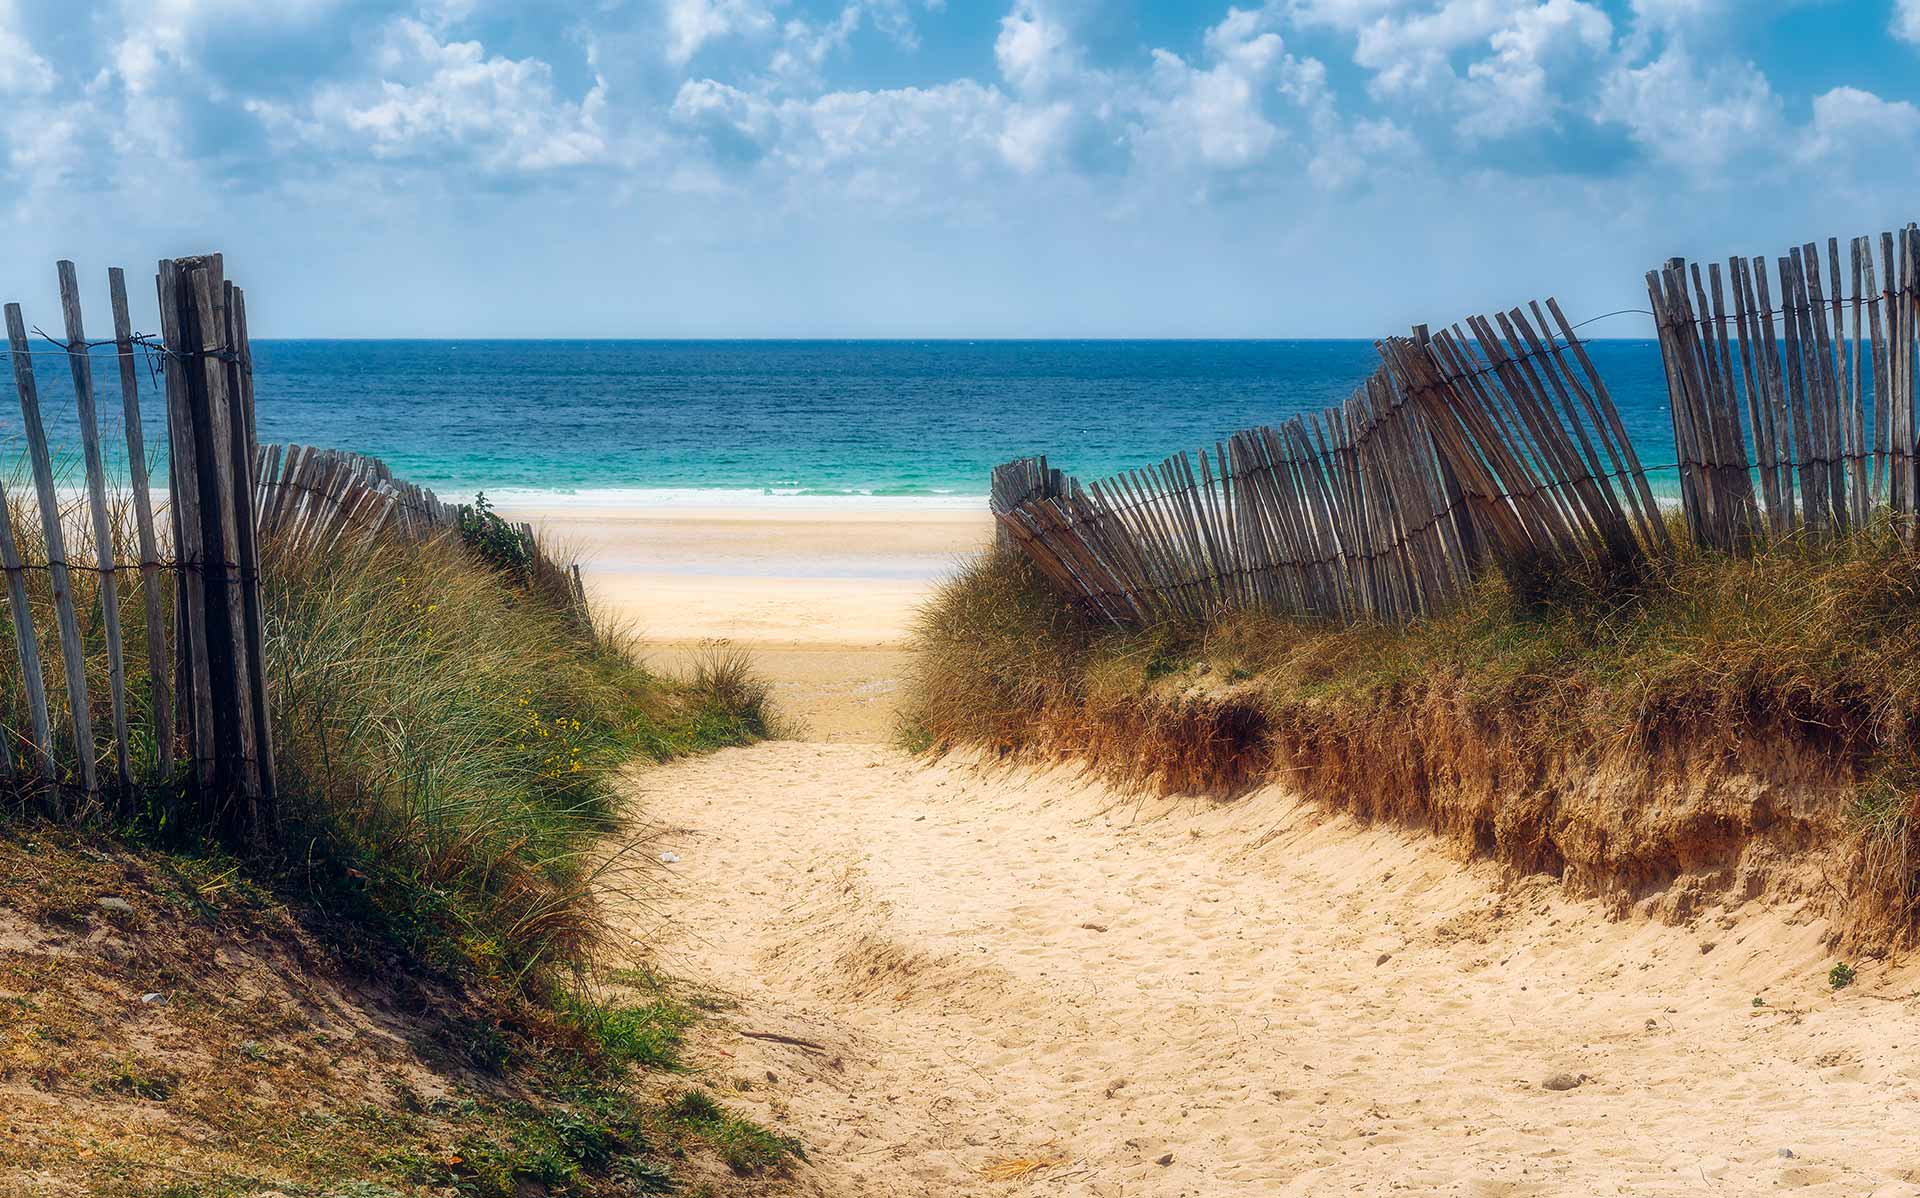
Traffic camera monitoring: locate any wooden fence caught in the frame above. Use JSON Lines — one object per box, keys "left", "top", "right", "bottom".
{"left": 1648, "top": 224, "right": 1920, "bottom": 551}
{"left": 998, "top": 221, "right": 1920, "bottom": 626}
{"left": 0, "top": 254, "right": 586, "bottom": 834}
{"left": 0, "top": 254, "right": 269, "bottom": 830}
{"left": 993, "top": 298, "right": 1662, "bottom": 626}
{"left": 254, "top": 444, "right": 589, "bottom": 614}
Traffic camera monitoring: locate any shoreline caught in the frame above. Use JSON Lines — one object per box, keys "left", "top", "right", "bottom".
{"left": 473, "top": 487, "right": 990, "bottom": 512}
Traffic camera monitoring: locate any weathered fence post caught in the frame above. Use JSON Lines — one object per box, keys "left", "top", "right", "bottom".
{"left": 109, "top": 267, "right": 175, "bottom": 779}
{"left": 57, "top": 261, "right": 134, "bottom": 792}
{"left": 157, "top": 254, "right": 274, "bottom": 840}
{"left": 5, "top": 302, "right": 99, "bottom": 808}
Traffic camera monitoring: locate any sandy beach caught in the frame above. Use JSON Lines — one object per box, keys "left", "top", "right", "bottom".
{"left": 500, "top": 504, "right": 995, "bottom": 741}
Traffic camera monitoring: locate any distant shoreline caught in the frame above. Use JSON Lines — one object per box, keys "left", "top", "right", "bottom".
{"left": 482, "top": 486, "right": 988, "bottom": 512}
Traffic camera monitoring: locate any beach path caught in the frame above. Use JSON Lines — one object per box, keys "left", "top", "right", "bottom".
{"left": 610, "top": 740, "right": 1920, "bottom": 1197}
{"left": 502, "top": 504, "right": 992, "bottom": 742}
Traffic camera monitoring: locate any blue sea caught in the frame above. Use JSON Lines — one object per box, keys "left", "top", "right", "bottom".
{"left": 3, "top": 340, "right": 1682, "bottom": 506}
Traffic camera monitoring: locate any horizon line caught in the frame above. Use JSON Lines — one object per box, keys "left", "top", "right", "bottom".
{"left": 240, "top": 334, "right": 1661, "bottom": 344}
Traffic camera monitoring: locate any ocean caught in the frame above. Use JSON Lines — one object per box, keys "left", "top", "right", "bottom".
{"left": 3, "top": 340, "right": 1682, "bottom": 507}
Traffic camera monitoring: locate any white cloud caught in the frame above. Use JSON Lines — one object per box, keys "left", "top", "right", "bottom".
{"left": 769, "top": 6, "right": 863, "bottom": 87}
{"left": 1283, "top": 0, "right": 1417, "bottom": 30}
{"left": 1352, "top": 2, "right": 1517, "bottom": 99}
{"left": 1624, "top": 0, "right": 1730, "bottom": 32}
{"left": 670, "top": 76, "right": 778, "bottom": 151}
{"left": 1324, "top": 0, "right": 1614, "bottom": 140}
{"left": 306, "top": 19, "right": 607, "bottom": 171}
{"left": 1306, "top": 115, "right": 1417, "bottom": 188}
{"left": 1801, "top": 85, "right": 1920, "bottom": 163}
{"left": 997, "top": 100, "right": 1071, "bottom": 172}
{"left": 665, "top": 0, "right": 777, "bottom": 66}
{"left": 1598, "top": 49, "right": 1779, "bottom": 171}
{"left": 5, "top": 101, "right": 87, "bottom": 184}
{"left": 0, "top": 0, "right": 53, "bottom": 95}
{"left": 1896, "top": 0, "right": 1920, "bottom": 45}
{"left": 1460, "top": 0, "right": 1611, "bottom": 138}
{"left": 995, "top": 0, "right": 1077, "bottom": 95}
{"left": 1137, "top": 7, "right": 1290, "bottom": 170}
{"left": 674, "top": 76, "right": 1033, "bottom": 190}
{"left": 110, "top": 0, "right": 346, "bottom": 93}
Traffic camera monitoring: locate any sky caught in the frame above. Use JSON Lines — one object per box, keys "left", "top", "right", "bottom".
{"left": 0, "top": 0, "right": 1917, "bottom": 337}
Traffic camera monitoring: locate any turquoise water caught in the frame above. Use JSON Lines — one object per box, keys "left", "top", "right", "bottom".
{"left": 2, "top": 340, "right": 1681, "bottom": 506}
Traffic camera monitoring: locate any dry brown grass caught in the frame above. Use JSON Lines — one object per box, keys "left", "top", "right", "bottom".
{"left": 901, "top": 526, "right": 1920, "bottom": 949}
{"left": 978, "top": 1153, "right": 1066, "bottom": 1181}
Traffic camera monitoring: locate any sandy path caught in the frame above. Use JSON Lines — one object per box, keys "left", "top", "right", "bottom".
{"left": 506, "top": 503, "right": 990, "bottom": 743}
{"left": 615, "top": 742, "right": 1920, "bottom": 1197}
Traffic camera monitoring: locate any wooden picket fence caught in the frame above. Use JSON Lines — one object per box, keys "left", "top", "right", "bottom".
{"left": 0, "top": 255, "right": 272, "bottom": 832}
{"left": 254, "top": 444, "right": 589, "bottom": 615}
{"left": 1648, "top": 224, "right": 1920, "bottom": 551}
{"left": 998, "top": 220, "right": 1920, "bottom": 627}
{"left": 0, "top": 254, "right": 586, "bottom": 835}
{"left": 994, "top": 298, "right": 1663, "bottom": 626}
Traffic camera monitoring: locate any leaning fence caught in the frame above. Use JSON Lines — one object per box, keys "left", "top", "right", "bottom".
{"left": 0, "top": 254, "right": 584, "bottom": 833}
{"left": 994, "top": 221, "right": 1920, "bottom": 627}
{"left": 0, "top": 254, "right": 269, "bottom": 831}
{"left": 995, "top": 300, "right": 1665, "bottom": 625}
{"left": 254, "top": 444, "right": 587, "bottom": 613}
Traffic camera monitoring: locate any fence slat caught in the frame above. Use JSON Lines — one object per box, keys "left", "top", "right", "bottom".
{"left": 227, "top": 286, "right": 276, "bottom": 803}
{"left": 0, "top": 477, "right": 53, "bottom": 781}
{"left": 5, "top": 302, "right": 99, "bottom": 804}
{"left": 57, "top": 261, "right": 134, "bottom": 790}
{"left": 109, "top": 268, "right": 174, "bottom": 778}
{"left": 156, "top": 259, "right": 217, "bottom": 790}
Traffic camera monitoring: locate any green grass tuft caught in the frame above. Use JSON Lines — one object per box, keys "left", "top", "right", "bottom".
{"left": 560, "top": 991, "right": 696, "bottom": 1071}
{"left": 664, "top": 1089, "right": 804, "bottom": 1175}
{"left": 258, "top": 530, "right": 776, "bottom": 997}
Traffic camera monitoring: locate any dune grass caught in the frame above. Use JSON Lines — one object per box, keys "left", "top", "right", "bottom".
{"left": 0, "top": 475, "right": 774, "bottom": 997}
{"left": 261, "top": 528, "right": 775, "bottom": 996}
{"left": 0, "top": 481, "right": 796, "bottom": 1192}
{"left": 901, "top": 519, "right": 1920, "bottom": 942}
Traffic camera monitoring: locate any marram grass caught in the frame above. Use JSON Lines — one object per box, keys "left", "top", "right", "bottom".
{"left": 0, "top": 473, "right": 774, "bottom": 997}
{"left": 263, "top": 529, "right": 774, "bottom": 994}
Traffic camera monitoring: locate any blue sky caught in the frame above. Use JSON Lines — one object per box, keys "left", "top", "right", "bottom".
{"left": 1, "top": 0, "right": 1917, "bottom": 336}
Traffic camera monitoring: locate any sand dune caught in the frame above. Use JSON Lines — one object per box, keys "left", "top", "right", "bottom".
{"left": 612, "top": 742, "right": 1920, "bottom": 1197}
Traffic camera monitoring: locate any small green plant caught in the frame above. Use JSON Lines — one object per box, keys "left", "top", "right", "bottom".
{"left": 1829, "top": 962, "right": 1857, "bottom": 989}
{"left": 458, "top": 491, "right": 534, "bottom": 581}
{"left": 893, "top": 715, "right": 936, "bottom": 756}
{"left": 664, "top": 1089, "right": 802, "bottom": 1174}
{"left": 1751, "top": 996, "right": 1766, "bottom": 1007}
{"left": 685, "top": 646, "right": 777, "bottom": 746}
{"left": 560, "top": 993, "right": 694, "bottom": 1070}
{"left": 98, "top": 1056, "right": 178, "bottom": 1101}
